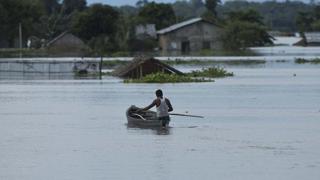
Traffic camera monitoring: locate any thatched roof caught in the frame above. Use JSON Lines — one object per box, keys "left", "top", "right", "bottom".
{"left": 112, "top": 56, "right": 183, "bottom": 78}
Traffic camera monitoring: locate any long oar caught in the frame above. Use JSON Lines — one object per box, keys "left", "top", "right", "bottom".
{"left": 169, "top": 113, "right": 204, "bottom": 118}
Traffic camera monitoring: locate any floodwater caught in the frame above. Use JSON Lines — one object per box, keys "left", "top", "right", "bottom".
{"left": 0, "top": 60, "right": 320, "bottom": 180}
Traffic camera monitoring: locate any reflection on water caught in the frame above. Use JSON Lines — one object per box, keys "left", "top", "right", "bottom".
{"left": 127, "top": 124, "right": 171, "bottom": 135}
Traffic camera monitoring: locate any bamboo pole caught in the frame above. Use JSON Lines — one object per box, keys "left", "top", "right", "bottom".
{"left": 169, "top": 113, "right": 204, "bottom": 118}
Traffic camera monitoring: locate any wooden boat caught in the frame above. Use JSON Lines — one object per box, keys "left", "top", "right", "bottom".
{"left": 126, "top": 105, "right": 163, "bottom": 127}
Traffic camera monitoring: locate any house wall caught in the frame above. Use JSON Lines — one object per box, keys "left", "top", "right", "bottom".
{"left": 158, "top": 21, "right": 223, "bottom": 56}
{"left": 48, "top": 34, "right": 90, "bottom": 57}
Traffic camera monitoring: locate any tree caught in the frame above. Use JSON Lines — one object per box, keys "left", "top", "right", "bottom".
{"left": 311, "top": 5, "right": 320, "bottom": 31}
{"left": 62, "top": 0, "right": 86, "bottom": 14}
{"left": 311, "top": 20, "right": 320, "bottom": 31}
{"left": 0, "top": 0, "right": 44, "bottom": 47}
{"left": 191, "top": 0, "right": 204, "bottom": 9}
{"left": 138, "top": 2, "right": 176, "bottom": 29}
{"left": 41, "top": 0, "right": 60, "bottom": 15}
{"left": 136, "top": 0, "right": 149, "bottom": 8}
{"left": 205, "top": 0, "right": 220, "bottom": 17}
{"left": 72, "top": 4, "right": 119, "bottom": 52}
{"left": 222, "top": 9, "right": 273, "bottom": 50}
{"left": 296, "top": 11, "right": 314, "bottom": 32}
{"left": 313, "top": 5, "right": 320, "bottom": 20}
{"left": 223, "top": 21, "right": 273, "bottom": 50}
{"left": 227, "top": 9, "right": 264, "bottom": 25}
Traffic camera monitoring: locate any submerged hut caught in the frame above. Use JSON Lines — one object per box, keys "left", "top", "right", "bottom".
{"left": 294, "top": 32, "right": 320, "bottom": 46}
{"left": 46, "top": 31, "right": 90, "bottom": 56}
{"left": 112, "top": 56, "right": 183, "bottom": 79}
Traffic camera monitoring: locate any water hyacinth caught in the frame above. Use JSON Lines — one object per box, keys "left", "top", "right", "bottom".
{"left": 187, "top": 67, "right": 234, "bottom": 78}
{"left": 124, "top": 67, "right": 233, "bottom": 83}
{"left": 124, "top": 72, "right": 213, "bottom": 83}
{"left": 295, "top": 58, "right": 320, "bottom": 64}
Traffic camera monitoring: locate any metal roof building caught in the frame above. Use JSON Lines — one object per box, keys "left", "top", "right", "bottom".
{"left": 157, "top": 18, "right": 223, "bottom": 56}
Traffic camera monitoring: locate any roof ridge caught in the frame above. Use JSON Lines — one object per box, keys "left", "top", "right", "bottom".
{"left": 157, "top": 17, "right": 203, "bottom": 35}
{"left": 46, "top": 31, "right": 69, "bottom": 47}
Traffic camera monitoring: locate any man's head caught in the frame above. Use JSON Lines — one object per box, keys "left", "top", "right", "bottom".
{"left": 155, "top": 89, "right": 163, "bottom": 98}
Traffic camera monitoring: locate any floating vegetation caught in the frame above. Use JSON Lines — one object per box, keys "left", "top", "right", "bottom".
{"left": 295, "top": 58, "right": 320, "bottom": 64}
{"left": 124, "top": 72, "right": 213, "bottom": 83}
{"left": 187, "top": 67, "right": 234, "bottom": 78}
{"left": 275, "top": 60, "right": 289, "bottom": 63}
{"left": 124, "top": 67, "right": 233, "bottom": 83}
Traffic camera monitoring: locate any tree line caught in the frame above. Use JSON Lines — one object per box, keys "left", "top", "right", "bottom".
{"left": 0, "top": 0, "right": 319, "bottom": 54}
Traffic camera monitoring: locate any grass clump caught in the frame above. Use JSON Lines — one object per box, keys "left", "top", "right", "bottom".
{"left": 295, "top": 58, "right": 320, "bottom": 64}
{"left": 187, "top": 67, "right": 234, "bottom": 78}
{"left": 124, "top": 72, "right": 212, "bottom": 83}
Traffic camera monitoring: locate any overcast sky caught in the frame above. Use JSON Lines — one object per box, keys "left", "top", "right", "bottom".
{"left": 87, "top": 0, "right": 313, "bottom": 6}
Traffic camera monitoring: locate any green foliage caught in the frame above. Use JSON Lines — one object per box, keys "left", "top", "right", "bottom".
{"left": 295, "top": 58, "right": 320, "bottom": 64}
{"left": 191, "top": 0, "right": 204, "bottom": 9}
{"left": 296, "top": 12, "right": 315, "bottom": 32}
{"left": 137, "top": 2, "right": 176, "bottom": 29}
{"left": 311, "top": 20, "right": 320, "bottom": 31}
{"left": 172, "top": 1, "right": 205, "bottom": 21}
{"left": 205, "top": 0, "right": 221, "bottom": 17}
{"left": 136, "top": 0, "right": 149, "bottom": 8}
{"left": 0, "top": 0, "right": 89, "bottom": 48}
{"left": 124, "top": 72, "right": 212, "bottom": 83}
{"left": 226, "top": 8, "right": 264, "bottom": 25}
{"left": 62, "top": 0, "right": 87, "bottom": 15}
{"left": 123, "top": 66, "right": 233, "bottom": 83}
{"left": 187, "top": 67, "right": 234, "bottom": 78}
{"left": 41, "top": 0, "right": 60, "bottom": 15}
{"left": 296, "top": 5, "right": 320, "bottom": 32}
{"left": 72, "top": 4, "right": 119, "bottom": 53}
{"left": 222, "top": 9, "right": 273, "bottom": 50}
{"left": 0, "top": 0, "right": 44, "bottom": 47}
{"left": 223, "top": 21, "right": 273, "bottom": 50}
{"left": 220, "top": 1, "right": 312, "bottom": 32}
{"left": 72, "top": 4, "right": 119, "bottom": 40}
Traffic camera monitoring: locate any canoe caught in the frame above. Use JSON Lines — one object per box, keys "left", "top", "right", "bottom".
{"left": 126, "top": 105, "right": 163, "bottom": 127}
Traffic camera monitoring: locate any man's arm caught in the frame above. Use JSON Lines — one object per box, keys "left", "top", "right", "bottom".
{"left": 165, "top": 98, "right": 173, "bottom": 112}
{"left": 140, "top": 100, "right": 156, "bottom": 111}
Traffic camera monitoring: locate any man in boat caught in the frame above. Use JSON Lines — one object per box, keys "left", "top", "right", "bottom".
{"left": 138, "top": 89, "right": 173, "bottom": 128}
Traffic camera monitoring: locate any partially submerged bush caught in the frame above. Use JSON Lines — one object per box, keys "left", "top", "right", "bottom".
{"left": 187, "top": 67, "right": 234, "bottom": 78}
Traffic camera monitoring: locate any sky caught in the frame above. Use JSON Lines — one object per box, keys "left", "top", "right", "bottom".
{"left": 87, "top": 0, "right": 312, "bottom": 6}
